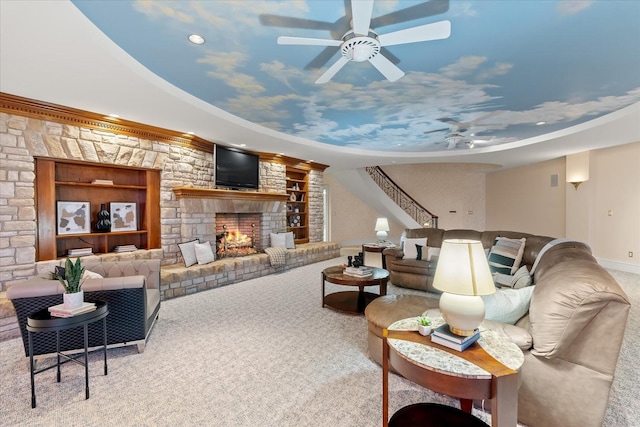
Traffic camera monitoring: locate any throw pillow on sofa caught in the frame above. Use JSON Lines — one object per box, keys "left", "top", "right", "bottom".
{"left": 402, "top": 237, "right": 428, "bottom": 260}
{"left": 494, "top": 265, "right": 532, "bottom": 289}
{"left": 483, "top": 286, "right": 535, "bottom": 325}
{"left": 488, "top": 237, "right": 526, "bottom": 275}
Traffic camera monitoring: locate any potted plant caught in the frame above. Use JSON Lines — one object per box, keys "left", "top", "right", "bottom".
{"left": 55, "top": 257, "right": 85, "bottom": 309}
{"left": 417, "top": 316, "right": 432, "bottom": 336}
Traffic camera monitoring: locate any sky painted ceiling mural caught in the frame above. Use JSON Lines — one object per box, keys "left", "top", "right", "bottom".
{"left": 72, "top": 0, "right": 640, "bottom": 153}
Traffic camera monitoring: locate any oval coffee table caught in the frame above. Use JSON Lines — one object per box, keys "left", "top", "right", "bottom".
{"left": 321, "top": 265, "right": 389, "bottom": 314}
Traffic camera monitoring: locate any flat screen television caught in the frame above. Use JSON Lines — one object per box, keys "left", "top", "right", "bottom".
{"left": 215, "top": 145, "right": 259, "bottom": 190}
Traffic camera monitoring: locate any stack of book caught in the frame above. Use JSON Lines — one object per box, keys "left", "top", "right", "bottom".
{"left": 91, "top": 179, "right": 113, "bottom": 185}
{"left": 68, "top": 247, "right": 93, "bottom": 256}
{"left": 48, "top": 302, "right": 97, "bottom": 318}
{"left": 114, "top": 245, "right": 138, "bottom": 253}
{"left": 344, "top": 266, "right": 373, "bottom": 277}
{"left": 430, "top": 323, "right": 480, "bottom": 351}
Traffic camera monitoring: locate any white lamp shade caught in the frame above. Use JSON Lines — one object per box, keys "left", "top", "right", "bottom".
{"left": 374, "top": 218, "right": 390, "bottom": 232}
{"left": 432, "top": 239, "right": 495, "bottom": 296}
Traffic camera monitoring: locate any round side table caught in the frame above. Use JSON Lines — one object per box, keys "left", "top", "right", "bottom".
{"left": 27, "top": 301, "right": 109, "bottom": 408}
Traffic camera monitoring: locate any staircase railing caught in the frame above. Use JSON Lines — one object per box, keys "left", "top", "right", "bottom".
{"left": 365, "top": 166, "right": 438, "bottom": 228}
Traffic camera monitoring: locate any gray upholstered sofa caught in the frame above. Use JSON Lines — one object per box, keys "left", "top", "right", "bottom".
{"left": 7, "top": 259, "right": 161, "bottom": 357}
{"left": 367, "top": 228, "right": 630, "bottom": 427}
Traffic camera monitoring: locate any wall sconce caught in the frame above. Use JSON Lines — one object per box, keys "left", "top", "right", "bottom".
{"left": 566, "top": 151, "right": 590, "bottom": 190}
{"left": 374, "top": 217, "right": 390, "bottom": 242}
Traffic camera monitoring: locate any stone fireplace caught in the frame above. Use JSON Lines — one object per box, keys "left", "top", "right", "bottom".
{"left": 172, "top": 187, "right": 290, "bottom": 261}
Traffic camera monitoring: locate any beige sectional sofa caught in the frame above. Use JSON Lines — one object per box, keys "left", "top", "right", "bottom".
{"left": 367, "top": 228, "right": 630, "bottom": 427}
{"left": 7, "top": 259, "right": 161, "bottom": 357}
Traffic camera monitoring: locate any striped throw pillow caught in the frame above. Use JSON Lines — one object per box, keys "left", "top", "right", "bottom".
{"left": 488, "top": 237, "right": 526, "bottom": 275}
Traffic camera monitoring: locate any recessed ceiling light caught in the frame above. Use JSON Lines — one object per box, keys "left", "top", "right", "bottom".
{"left": 536, "top": 121, "right": 546, "bottom": 126}
{"left": 108, "top": 114, "right": 119, "bottom": 118}
{"left": 187, "top": 131, "right": 195, "bottom": 135}
{"left": 188, "top": 34, "right": 205, "bottom": 45}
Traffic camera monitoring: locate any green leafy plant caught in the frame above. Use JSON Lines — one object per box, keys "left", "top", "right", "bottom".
{"left": 418, "top": 316, "right": 431, "bottom": 326}
{"left": 55, "top": 257, "right": 85, "bottom": 294}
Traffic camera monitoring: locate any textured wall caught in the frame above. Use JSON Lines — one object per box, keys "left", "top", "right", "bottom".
{"left": 0, "top": 112, "right": 324, "bottom": 289}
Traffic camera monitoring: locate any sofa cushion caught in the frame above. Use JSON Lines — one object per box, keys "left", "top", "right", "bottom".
{"left": 488, "top": 237, "right": 526, "bottom": 275}
{"left": 530, "top": 259, "right": 628, "bottom": 358}
{"left": 483, "top": 286, "right": 535, "bottom": 325}
{"left": 403, "top": 237, "right": 428, "bottom": 260}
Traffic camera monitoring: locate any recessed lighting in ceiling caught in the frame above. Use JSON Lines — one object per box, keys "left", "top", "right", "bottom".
{"left": 188, "top": 34, "right": 205, "bottom": 45}
{"left": 536, "top": 121, "right": 546, "bottom": 126}
{"left": 107, "top": 114, "right": 120, "bottom": 119}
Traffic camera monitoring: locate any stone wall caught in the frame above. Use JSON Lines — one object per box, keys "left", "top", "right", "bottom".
{"left": 0, "top": 111, "right": 325, "bottom": 290}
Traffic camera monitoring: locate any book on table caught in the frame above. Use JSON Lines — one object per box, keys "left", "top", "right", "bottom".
{"left": 344, "top": 266, "right": 373, "bottom": 277}
{"left": 432, "top": 323, "right": 479, "bottom": 344}
{"left": 48, "top": 302, "right": 97, "bottom": 318}
{"left": 430, "top": 332, "right": 480, "bottom": 352}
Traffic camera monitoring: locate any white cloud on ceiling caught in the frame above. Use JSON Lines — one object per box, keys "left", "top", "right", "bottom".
{"left": 556, "top": 0, "right": 593, "bottom": 15}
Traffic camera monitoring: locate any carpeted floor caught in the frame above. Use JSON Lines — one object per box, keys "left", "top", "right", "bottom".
{"left": 0, "top": 258, "right": 638, "bottom": 426}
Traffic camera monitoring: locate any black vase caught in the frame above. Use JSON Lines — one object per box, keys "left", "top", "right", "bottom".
{"left": 96, "top": 203, "right": 111, "bottom": 232}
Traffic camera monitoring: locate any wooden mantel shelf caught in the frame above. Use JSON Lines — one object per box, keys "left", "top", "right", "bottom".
{"left": 172, "top": 187, "right": 289, "bottom": 202}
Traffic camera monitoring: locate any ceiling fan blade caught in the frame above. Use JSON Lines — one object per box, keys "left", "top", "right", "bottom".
{"left": 305, "top": 46, "right": 340, "bottom": 70}
{"left": 368, "top": 54, "right": 405, "bottom": 82}
{"left": 351, "top": 0, "right": 374, "bottom": 35}
{"left": 259, "top": 14, "right": 335, "bottom": 31}
{"left": 315, "top": 56, "right": 350, "bottom": 84}
{"left": 380, "top": 47, "right": 400, "bottom": 65}
{"left": 378, "top": 20, "right": 451, "bottom": 47}
{"left": 423, "top": 127, "right": 449, "bottom": 134}
{"left": 277, "top": 36, "right": 342, "bottom": 47}
{"left": 371, "top": 0, "right": 449, "bottom": 28}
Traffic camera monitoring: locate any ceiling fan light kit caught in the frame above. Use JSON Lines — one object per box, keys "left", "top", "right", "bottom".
{"left": 275, "top": 0, "right": 451, "bottom": 84}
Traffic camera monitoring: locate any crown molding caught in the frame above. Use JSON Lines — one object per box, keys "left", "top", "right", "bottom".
{"left": 0, "top": 92, "right": 215, "bottom": 152}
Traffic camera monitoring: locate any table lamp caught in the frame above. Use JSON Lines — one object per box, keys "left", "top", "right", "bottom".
{"left": 375, "top": 218, "right": 390, "bottom": 242}
{"left": 432, "top": 239, "right": 495, "bottom": 336}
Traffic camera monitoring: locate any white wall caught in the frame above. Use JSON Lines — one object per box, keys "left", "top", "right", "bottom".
{"left": 486, "top": 157, "right": 566, "bottom": 237}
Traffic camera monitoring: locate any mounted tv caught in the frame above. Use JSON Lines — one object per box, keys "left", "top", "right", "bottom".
{"left": 215, "top": 145, "right": 259, "bottom": 190}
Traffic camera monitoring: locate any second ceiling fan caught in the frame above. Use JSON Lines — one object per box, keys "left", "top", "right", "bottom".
{"left": 275, "top": 0, "right": 451, "bottom": 84}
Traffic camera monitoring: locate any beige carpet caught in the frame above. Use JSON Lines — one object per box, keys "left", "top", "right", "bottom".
{"left": 0, "top": 258, "right": 638, "bottom": 426}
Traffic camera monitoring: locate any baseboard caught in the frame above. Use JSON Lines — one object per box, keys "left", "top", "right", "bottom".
{"left": 597, "top": 258, "right": 640, "bottom": 274}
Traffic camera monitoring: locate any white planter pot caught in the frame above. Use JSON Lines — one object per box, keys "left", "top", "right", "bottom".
{"left": 418, "top": 324, "right": 432, "bottom": 336}
{"left": 63, "top": 290, "right": 84, "bottom": 309}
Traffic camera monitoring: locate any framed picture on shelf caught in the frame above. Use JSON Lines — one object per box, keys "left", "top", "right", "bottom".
{"left": 57, "top": 201, "right": 91, "bottom": 235}
{"left": 110, "top": 202, "right": 137, "bottom": 231}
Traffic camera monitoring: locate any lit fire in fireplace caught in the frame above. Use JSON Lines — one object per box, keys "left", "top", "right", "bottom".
{"left": 217, "top": 228, "right": 257, "bottom": 258}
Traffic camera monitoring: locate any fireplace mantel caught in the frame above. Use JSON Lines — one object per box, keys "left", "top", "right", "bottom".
{"left": 173, "top": 187, "right": 289, "bottom": 202}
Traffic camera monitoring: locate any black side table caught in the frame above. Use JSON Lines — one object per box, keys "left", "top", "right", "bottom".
{"left": 27, "top": 301, "right": 109, "bottom": 408}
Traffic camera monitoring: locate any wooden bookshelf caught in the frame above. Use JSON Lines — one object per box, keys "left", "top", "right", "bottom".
{"left": 35, "top": 157, "right": 161, "bottom": 260}
{"left": 285, "top": 166, "right": 309, "bottom": 244}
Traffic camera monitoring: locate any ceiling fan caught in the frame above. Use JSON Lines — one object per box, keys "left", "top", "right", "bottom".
{"left": 425, "top": 112, "right": 501, "bottom": 149}
{"left": 274, "top": 0, "right": 451, "bottom": 84}
{"left": 261, "top": 0, "right": 450, "bottom": 71}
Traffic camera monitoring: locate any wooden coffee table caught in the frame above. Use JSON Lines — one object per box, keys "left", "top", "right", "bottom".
{"left": 321, "top": 265, "right": 389, "bottom": 314}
